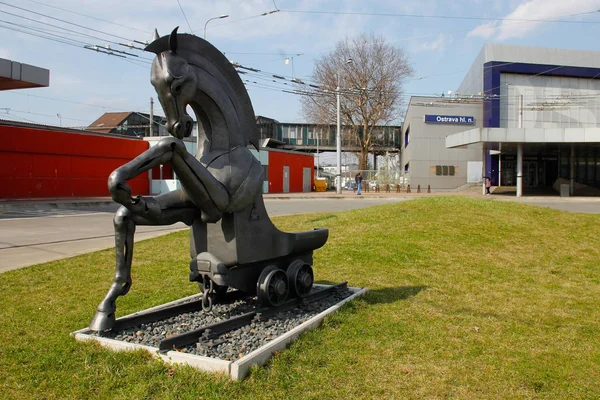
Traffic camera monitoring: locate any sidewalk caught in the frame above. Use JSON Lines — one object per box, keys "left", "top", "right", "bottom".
{"left": 1, "top": 186, "right": 600, "bottom": 212}
{"left": 0, "top": 190, "right": 432, "bottom": 211}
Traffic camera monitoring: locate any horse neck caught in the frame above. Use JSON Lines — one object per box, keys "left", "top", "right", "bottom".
{"left": 188, "top": 64, "right": 250, "bottom": 153}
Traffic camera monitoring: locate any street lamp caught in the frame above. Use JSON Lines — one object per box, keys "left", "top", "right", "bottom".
{"left": 336, "top": 58, "right": 353, "bottom": 194}
{"left": 57, "top": 113, "right": 62, "bottom": 127}
{"left": 203, "top": 14, "right": 229, "bottom": 39}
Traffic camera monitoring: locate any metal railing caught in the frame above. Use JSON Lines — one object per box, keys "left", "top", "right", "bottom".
{"left": 337, "top": 170, "right": 409, "bottom": 192}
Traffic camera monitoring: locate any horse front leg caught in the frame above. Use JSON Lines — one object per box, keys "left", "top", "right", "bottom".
{"left": 90, "top": 206, "right": 135, "bottom": 331}
{"left": 107, "top": 141, "right": 173, "bottom": 216}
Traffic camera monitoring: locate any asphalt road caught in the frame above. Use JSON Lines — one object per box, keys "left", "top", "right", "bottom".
{"left": 0, "top": 198, "right": 406, "bottom": 273}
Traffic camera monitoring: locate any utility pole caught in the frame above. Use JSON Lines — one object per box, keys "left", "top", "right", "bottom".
{"left": 336, "top": 82, "right": 342, "bottom": 194}
{"left": 149, "top": 97, "right": 154, "bottom": 137}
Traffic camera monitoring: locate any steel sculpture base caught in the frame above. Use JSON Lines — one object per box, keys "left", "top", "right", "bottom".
{"left": 76, "top": 285, "right": 367, "bottom": 380}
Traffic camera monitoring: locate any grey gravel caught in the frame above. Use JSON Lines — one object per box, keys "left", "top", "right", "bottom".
{"left": 96, "top": 286, "right": 353, "bottom": 361}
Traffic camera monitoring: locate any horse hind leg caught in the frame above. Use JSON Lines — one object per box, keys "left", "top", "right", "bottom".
{"left": 90, "top": 206, "right": 135, "bottom": 332}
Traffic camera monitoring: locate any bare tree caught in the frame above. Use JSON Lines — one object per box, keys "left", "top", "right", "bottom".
{"left": 300, "top": 33, "right": 413, "bottom": 170}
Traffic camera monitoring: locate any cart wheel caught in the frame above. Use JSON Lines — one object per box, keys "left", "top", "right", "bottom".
{"left": 257, "top": 265, "right": 288, "bottom": 306}
{"left": 287, "top": 260, "right": 314, "bottom": 298}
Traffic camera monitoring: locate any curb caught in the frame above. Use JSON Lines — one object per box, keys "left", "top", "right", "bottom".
{"left": 0, "top": 200, "right": 115, "bottom": 212}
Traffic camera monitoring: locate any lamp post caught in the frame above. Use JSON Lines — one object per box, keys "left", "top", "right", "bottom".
{"left": 203, "top": 14, "right": 229, "bottom": 39}
{"left": 336, "top": 58, "right": 353, "bottom": 194}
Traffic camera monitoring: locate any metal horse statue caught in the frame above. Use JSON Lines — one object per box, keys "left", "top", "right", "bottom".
{"left": 90, "top": 28, "right": 328, "bottom": 332}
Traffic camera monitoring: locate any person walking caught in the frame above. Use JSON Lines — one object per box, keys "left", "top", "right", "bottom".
{"left": 355, "top": 172, "right": 363, "bottom": 195}
{"left": 485, "top": 176, "right": 491, "bottom": 195}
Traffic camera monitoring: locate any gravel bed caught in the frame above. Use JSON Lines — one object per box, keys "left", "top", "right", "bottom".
{"left": 96, "top": 286, "right": 354, "bottom": 361}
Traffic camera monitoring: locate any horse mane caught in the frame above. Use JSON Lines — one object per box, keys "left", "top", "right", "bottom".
{"left": 145, "top": 31, "right": 260, "bottom": 151}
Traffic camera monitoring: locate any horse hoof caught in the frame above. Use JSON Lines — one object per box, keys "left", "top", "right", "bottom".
{"left": 89, "top": 310, "right": 116, "bottom": 332}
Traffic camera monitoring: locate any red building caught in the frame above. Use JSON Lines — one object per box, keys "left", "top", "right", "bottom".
{"left": 0, "top": 120, "right": 315, "bottom": 199}
{"left": 0, "top": 121, "right": 148, "bottom": 198}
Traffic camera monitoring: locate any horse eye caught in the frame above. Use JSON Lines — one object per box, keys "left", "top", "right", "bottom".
{"left": 174, "top": 85, "right": 182, "bottom": 93}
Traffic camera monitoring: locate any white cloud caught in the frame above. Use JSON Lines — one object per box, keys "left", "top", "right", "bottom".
{"left": 51, "top": 73, "right": 82, "bottom": 88}
{"left": 467, "top": 0, "right": 600, "bottom": 40}
{"left": 418, "top": 34, "right": 453, "bottom": 51}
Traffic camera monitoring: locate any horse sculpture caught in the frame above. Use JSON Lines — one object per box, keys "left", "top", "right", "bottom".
{"left": 90, "top": 28, "right": 328, "bottom": 332}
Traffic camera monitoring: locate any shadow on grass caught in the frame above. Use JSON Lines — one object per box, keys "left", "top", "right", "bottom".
{"left": 315, "top": 280, "right": 426, "bottom": 305}
{"left": 363, "top": 285, "right": 427, "bottom": 305}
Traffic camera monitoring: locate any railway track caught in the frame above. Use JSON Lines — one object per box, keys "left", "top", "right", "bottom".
{"left": 103, "top": 282, "right": 349, "bottom": 353}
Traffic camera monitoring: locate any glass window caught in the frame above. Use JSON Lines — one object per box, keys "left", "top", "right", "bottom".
{"left": 435, "top": 166, "right": 442, "bottom": 176}
{"left": 449, "top": 166, "right": 455, "bottom": 176}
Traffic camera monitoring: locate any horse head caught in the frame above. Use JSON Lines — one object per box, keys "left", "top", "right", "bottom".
{"left": 147, "top": 27, "right": 196, "bottom": 139}
{"left": 146, "top": 28, "right": 260, "bottom": 150}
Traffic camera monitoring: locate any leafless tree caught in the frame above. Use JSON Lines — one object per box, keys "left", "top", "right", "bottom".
{"left": 300, "top": 33, "right": 413, "bottom": 170}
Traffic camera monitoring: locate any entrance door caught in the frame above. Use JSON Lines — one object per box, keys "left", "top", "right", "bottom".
{"left": 524, "top": 162, "right": 538, "bottom": 187}
{"left": 283, "top": 166, "right": 290, "bottom": 193}
{"left": 302, "top": 167, "right": 311, "bottom": 192}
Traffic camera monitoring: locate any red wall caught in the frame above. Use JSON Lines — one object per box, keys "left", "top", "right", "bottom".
{"left": 0, "top": 125, "right": 149, "bottom": 198}
{"left": 268, "top": 150, "right": 314, "bottom": 193}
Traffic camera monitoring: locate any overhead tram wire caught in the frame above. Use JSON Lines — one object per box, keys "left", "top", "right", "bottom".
{"left": 0, "top": 23, "right": 90, "bottom": 49}
{"left": 0, "top": 8, "right": 153, "bottom": 60}
{"left": 175, "top": 0, "right": 195, "bottom": 34}
{"left": 20, "top": 0, "right": 152, "bottom": 34}
{"left": 0, "top": 18, "right": 150, "bottom": 62}
{"left": 0, "top": 1, "right": 148, "bottom": 45}
{"left": 0, "top": 107, "right": 92, "bottom": 123}
{"left": 279, "top": 8, "right": 600, "bottom": 24}
{"left": 0, "top": 23, "right": 151, "bottom": 64}
{"left": 194, "top": 9, "right": 280, "bottom": 33}
{"left": 238, "top": 63, "right": 600, "bottom": 108}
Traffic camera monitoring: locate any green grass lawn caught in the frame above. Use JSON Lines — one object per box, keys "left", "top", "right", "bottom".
{"left": 1, "top": 197, "right": 599, "bottom": 399}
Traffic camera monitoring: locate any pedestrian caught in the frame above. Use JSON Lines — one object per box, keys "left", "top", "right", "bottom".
{"left": 355, "top": 172, "right": 363, "bottom": 195}
{"left": 485, "top": 176, "right": 491, "bottom": 195}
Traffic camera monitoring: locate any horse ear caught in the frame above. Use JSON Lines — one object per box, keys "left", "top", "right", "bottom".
{"left": 168, "top": 27, "right": 179, "bottom": 53}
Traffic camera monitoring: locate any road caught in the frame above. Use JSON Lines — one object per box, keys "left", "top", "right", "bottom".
{"left": 0, "top": 198, "right": 406, "bottom": 273}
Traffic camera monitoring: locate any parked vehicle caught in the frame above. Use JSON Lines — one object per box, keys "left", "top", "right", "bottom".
{"left": 343, "top": 181, "right": 356, "bottom": 191}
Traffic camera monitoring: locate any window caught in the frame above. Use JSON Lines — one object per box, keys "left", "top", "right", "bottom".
{"left": 404, "top": 125, "right": 410, "bottom": 148}
{"left": 404, "top": 162, "right": 410, "bottom": 173}
{"left": 435, "top": 165, "right": 456, "bottom": 176}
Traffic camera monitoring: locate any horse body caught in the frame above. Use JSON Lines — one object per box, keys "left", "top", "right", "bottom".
{"left": 90, "top": 28, "right": 264, "bottom": 332}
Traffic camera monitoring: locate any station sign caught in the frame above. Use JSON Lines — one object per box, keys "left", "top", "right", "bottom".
{"left": 424, "top": 115, "right": 475, "bottom": 125}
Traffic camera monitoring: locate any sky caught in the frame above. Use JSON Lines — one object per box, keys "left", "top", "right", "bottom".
{"left": 1, "top": 0, "right": 600, "bottom": 129}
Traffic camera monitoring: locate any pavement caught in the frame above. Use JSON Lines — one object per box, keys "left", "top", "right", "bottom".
{"left": 1, "top": 187, "right": 598, "bottom": 273}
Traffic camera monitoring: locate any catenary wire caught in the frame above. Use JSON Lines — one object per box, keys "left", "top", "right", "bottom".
{"left": 21, "top": 0, "right": 152, "bottom": 34}
{"left": 279, "top": 8, "right": 600, "bottom": 24}
{"left": 0, "top": 1, "right": 145, "bottom": 43}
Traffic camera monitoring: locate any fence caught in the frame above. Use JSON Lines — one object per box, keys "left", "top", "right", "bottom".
{"left": 339, "top": 170, "right": 409, "bottom": 192}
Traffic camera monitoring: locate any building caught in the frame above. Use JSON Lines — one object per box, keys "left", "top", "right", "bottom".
{"left": 88, "top": 112, "right": 168, "bottom": 137}
{"left": 0, "top": 120, "right": 148, "bottom": 198}
{"left": 0, "top": 57, "right": 48, "bottom": 91}
{"left": 402, "top": 44, "right": 600, "bottom": 196}
{"left": 401, "top": 97, "right": 484, "bottom": 191}
{"left": 256, "top": 116, "right": 401, "bottom": 170}
{"left": 146, "top": 133, "right": 314, "bottom": 195}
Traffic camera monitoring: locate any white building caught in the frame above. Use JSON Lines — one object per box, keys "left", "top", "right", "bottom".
{"left": 401, "top": 44, "right": 600, "bottom": 196}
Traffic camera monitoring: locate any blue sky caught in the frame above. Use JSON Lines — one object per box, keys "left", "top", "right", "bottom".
{"left": 1, "top": 0, "right": 600, "bottom": 128}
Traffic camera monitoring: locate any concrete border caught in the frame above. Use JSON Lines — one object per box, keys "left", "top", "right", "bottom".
{"left": 72, "top": 285, "right": 368, "bottom": 380}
